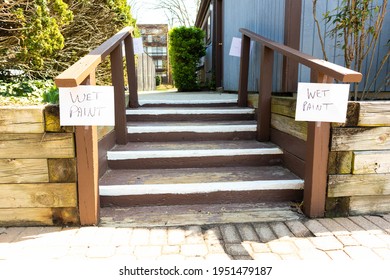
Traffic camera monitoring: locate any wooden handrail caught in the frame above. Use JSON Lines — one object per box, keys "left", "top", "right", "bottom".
{"left": 238, "top": 28, "right": 363, "bottom": 219}
{"left": 240, "top": 28, "right": 362, "bottom": 83}
{"left": 55, "top": 26, "right": 134, "bottom": 87}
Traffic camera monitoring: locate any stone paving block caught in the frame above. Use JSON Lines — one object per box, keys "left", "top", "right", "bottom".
{"left": 351, "top": 233, "right": 388, "bottom": 248}
{"left": 372, "top": 248, "right": 390, "bottom": 260}
{"left": 88, "top": 227, "right": 115, "bottom": 246}
{"left": 204, "top": 226, "right": 223, "bottom": 244}
{"left": 233, "top": 255, "right": 253, "bottom": 260}
{"left": 280, "top": 254, "right": 301, "bottom": 260}
{"left": 237, "top": 224, "right": 259, "bottom": 242}
{"left": 252, "top": 252, "right": 282, "bottom": 260}
{"left": 326, "top": 250, "right": 351, "bottom": 260}
{"left": 364, "top": 215, "right": 390, "bottom": 234}
{"left": 348, "top": 216, "right": 382, "bottom": 233}
{"left": 250, "top": 242, "right": 270, "bottom": 253}
{"left": 86, "top": 245, "right": 116, "bottom": 258}
{"left": 0, "top": 227, "right": 26, "bottom": 243}
{"left": 376, "top": 234, "right": 390, "bottom": 248}
{"left": 309, "top": 236, "right": 344, "bottom": 251}
{"left": 185, "top": 256, "right": 206, "bottom": 260}
{"left": 269, "top": 222, "right": 294, "bottom": 238}
{"left": 292, "top": 238, "right": 316, "bottom": 251}
{"left": 134, "top": 245, "right": 162, "bottom": 258}
{"left": 130, "top": 228, "right": 150, "bottom": 246}
{"left": 225, "top": 244, "right": 251, "bottom": 256}
{"left": 298, "top": 249, "right": 331, "bottom": 260}
{"left": 304, "top": 220, "right": 332, "bottom": 237}
{"left": 317, "top": 218, "right": 350, "bottom": 235}
{"left": 333, "top": 217, "right": 364, "bottom": 232}
{"left": 158, "top": 254, "right": 185, "bottom": 260}
{"left": 70, "top": 227, "right": 100, "bottom": 246}
{"left": 181, "top": 244, "right": 208, "bottom": 257}
{"left": 383, "top": 214, "right": 390, "bottom": 223}
{"left": 207, "top": 243, "right": 226, "bottom": 254}
{"left": 336, "top": 235, "right": 360, "bottom": 246}
{"left": 115, "top": 245, "right": 135, "bottom": 255}
{"left": 168, "top": 227, "right": 186, "bottom": 245}
{"left": 220, "top": 225, "right": 242, "bottom": 244}
{"left": 206, "top": 254, "right": 231, "bottom": 260}
{"left": 344, "top": 246, "right": 382, "bottom": 260}
{"left": 162, "top": 245, "right": 180, "bottom": 255}
{"left": 21, "top": 245, "right": 69, "bottom": 259}
{"left": 111, "top": 228, "right": 133, "bottom": 247}
{"left": 67, "top": 245, "right": 88, "bottom": 257}
{"left": 268, "top": 240, "right": 298, "bottom": 255}
{"left": 285, "top": 220, "right": 312, "bottom": 237}
{"left": 185, "top": 226, "right": 205, "bottom": 244}
{"left": 252, "top": 223, "right": 277, "bottom": 242}
{"left": 149, "top": 228, "right": 168, "bottom": 245}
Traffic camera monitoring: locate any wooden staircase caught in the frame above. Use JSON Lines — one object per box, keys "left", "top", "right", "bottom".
{"left": 99, "top": 97, "right": 304, "bottom": 208}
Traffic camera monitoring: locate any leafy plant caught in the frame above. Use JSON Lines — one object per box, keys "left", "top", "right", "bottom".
{"left": 169, "top": 26, "right": 206, "bottom": 91}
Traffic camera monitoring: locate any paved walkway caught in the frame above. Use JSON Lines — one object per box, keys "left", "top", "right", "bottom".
{"left": 1, "top": 215, "right": 389, "bottom": 260}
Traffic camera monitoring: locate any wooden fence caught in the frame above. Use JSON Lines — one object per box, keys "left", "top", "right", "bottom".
{"left": 137, "top": 53, "right": 156, "bottom": 91}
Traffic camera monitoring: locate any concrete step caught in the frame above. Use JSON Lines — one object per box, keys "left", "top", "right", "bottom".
{"left": 107, "top": 140, "right": 283, "bottom": 169}
{"left": 126, "top": 120, "right": 257, "bottom": 141}
{"left": 99, "top": 166, "right": 304, "bottom": 207}
{"left": 126, "top": 107, "right": 255, "bottom": 121}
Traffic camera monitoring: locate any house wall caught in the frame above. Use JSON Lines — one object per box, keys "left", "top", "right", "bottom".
{"left": 0, "top": 105, "right": 79, "bottom": 226}
{"left": 222, "top": 0, "right": 285, "bottom": 92}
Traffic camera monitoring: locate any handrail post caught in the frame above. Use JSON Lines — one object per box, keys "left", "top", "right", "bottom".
{"left": 110, "top": 44, "right": 128, "bottom": 145}
{"left": 124, "top": 35, "right": 139, "bottom": 108}
{"left": 303, "top": 70, "right": 332, "bottom": 218}
{"left": 237, "top": 34, "right": 251, "bottom": 107}
{"left": 257, "top": 45, "right": 274, "bottom": 141}
{"left": 76, "top": 73, "right": 100, "bottom": 225}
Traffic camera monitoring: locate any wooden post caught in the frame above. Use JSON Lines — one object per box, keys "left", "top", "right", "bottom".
{"left": 76, "top": 73, "right": 100, "bottom": 225}
{"left": 303, "top": 71, "right": 332, "bottom": 218}
{"left": 237, "top": 34, "right": 251, "bottom": 107}
{"left": 257, "top": 46, "right": 274, "bottom": 141}
{"left": 110, "top": 45, "right": 127, "bottom": 145}
{"left": 124, "top": 35, "right": 139, "bottom": 108}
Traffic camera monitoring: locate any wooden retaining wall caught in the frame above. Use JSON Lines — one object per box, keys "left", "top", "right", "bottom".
{"left": 0, "top": 105, "right": 79, "bottom": 226}
{"left": 250, "top": 95, "right": 390, "bottom": 216}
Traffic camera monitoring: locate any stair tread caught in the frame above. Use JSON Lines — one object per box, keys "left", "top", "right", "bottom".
{"left": 100, "top": 166, "right": 301, "bottom": 186}
{"left": 126, "top": 107, "right": 255, "bottom": 115}
{"left": 127, "top": 120, "right": 257, "bottom": 126}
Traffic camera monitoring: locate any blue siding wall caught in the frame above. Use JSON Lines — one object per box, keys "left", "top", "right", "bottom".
{"left": 222, "top": 0, "right": 285, "bottom": 92}
{"left": 300, "top": 0, "right": 390, "bottom": 92}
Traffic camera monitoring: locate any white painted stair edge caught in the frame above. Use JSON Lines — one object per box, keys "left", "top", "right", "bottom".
{"left": 100, "top": 179, "right": 304, "bottom": 196}
{"left": 127, "top": 124, "right": 257, "bottom": 134}
{"left": 107, "top": 147, "right": 283, "bottom": 160}
{"left": 126, "top": 108, "right": 255, "bottom": 115}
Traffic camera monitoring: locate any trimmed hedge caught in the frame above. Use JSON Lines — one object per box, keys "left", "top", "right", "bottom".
{"left": 169, "top": 27, "right": 205, "bottom": 91}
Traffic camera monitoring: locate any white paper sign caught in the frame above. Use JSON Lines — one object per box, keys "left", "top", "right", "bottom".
{"left": 59, "top": 86, "right": 115, "bottom": 126}
{"left": 133, "top": 37, "right": 144, "bottom": 54}
{"left": 295, "top": 83, "right": 350, "bottom": 122}
{"left": 229, "top": 37, "right": 242, "bottom": 57}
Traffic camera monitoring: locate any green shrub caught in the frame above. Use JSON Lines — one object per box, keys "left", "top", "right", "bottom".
{"left": 156, "top": 75, "right": 161, "bottom": 86}
{"left": 169, "top": 26, "right": 205, "bottom": 91}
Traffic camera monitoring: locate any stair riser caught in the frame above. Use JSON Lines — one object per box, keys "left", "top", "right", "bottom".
{"left": 108, "top": 155, "right": 283, "bottom": 169}
{"left": 127, "top": 114, "right": 255, "bottom": 122}
{"left": 100, "top": 189, "right": 303, "bottom": 207}
{"left": 127, "top": 131, "right": 256, "bottom": 142}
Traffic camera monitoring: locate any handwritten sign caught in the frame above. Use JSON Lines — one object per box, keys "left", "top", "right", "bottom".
{"left": 229, "top": 37, "right": 255, "bottom": 57}
{"left": 295, "top": 83, "right": 350, "bottom": 122}
{"left": 59, "top": 86, "right": 115, "bottom": 126}
{"left": 133, "top": 37, "right": 144, "bottom": 54}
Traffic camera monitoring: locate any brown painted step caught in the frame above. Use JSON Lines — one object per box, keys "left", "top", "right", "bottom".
{"left": 99, "top": 166, "right": 304, "bottom": 207}
{"left": 126, "top": 120, "right": 257, "bottom": 142}
{"left": 126, "top": 107, "right": 255, "bottom": 122}
{"left": 107, "top": 140, "right": 283, "bottom": 169}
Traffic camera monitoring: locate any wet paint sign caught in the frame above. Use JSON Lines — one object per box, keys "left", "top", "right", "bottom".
{"left": 59, "top": 86, "right": 115, "bottom": 126}
{"left": 295, "top": 83, "right": 350, "bottom": 122}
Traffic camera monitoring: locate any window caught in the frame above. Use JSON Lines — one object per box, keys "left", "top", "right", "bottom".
{"left": 154, "top": 59, "right": 163, "bottom": 69}
{"left": 147, "top": 35, "right": 153, "bottom": 43}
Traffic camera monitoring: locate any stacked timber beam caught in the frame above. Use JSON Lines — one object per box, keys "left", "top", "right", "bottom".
{"left": 0, "top": 105, "right": 78, "bottom": 226}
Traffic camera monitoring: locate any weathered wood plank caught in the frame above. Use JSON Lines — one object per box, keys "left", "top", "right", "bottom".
{"left": 48, "top": 159, "right": 77, "bottom": 183}
{"left": 0, "top": 133, "right": 75, "bottom": 158}
{"left": 353, "top": 151, "right": 390, "bottom": 174}
{"left": 0, "top": 159, "right": 49, "bottom": 183}
{"left": 349, "top": 195, "right": 390, "bottom": 215}
{"left": 271, "top": 113, "right": 307, "bottom": 141}
{"left": 0, "top": 208, "right": 53, "bottom": 226}
{"left": 332, "top": 102, "right": 360, "bottom": 127}
{"left": 271, "top": 97, "right": 296, "bottom": 118}
{"left": 328, "top": 174, "right": 390, "bottom": 197}
{"left": 328, "top": 151, "right": 353, "bottom": 174}
{"left": 0, "top": 183, "right": 77, "bottom": 208}
{"left": 97, "top": 126, "right": 114, "bottom": 141}
{"left": 358, "top": 101, "right": 390, "bottom": 126}
{"left": 0, "top": 107, "right": 44, "bottom": 133}
{"left": 325, "top": 197, "right": 350, "bottom": 217}
{"left": 44, "top": 105, "right": 74, "bottom": 133}
{"left": 331, "top": 127, "right": 390, "bottom": 151}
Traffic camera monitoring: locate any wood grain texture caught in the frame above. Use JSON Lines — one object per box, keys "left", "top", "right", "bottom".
{"left": 271, "top": 97, "right": 296, "bottom": 118}
{"left": 271, "top": 113, "right": 307, "bottom": 141}
{"left": 0, "top": 159, "right": 49, "bottom": 183}
{"left": 0, "top": 208, "right": 53, "bottom": 226}
{"left": 349, "top": 195, "right": 390, "bottom": 215}
{"left": 48, "top": 158, "right": 77, "bottom": 183}
{"left": 44, "top": 105, "right": 74, "bottom": 133}
{"left": 0, "top": 107, "right": 44, "bottom": 133}
{"left": 0, "top": 133, "right": 75, "bottom": 159}
{"left": 0, "top": 183, "right": 77, "bottom": 208}
{"left": 328, "top": 151, "right": 353, "bottom": 174}
{"left": 353, "top": 151, "right": 390, "bottom": 174}
{"left": 328, "top": 174, "right": 390, "bottom": 197}
{"left": 331, "top": 127, "right": 390, "bottom": 151}
{"left": 358, "top": 102, "right": 390, "bottom": 126}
